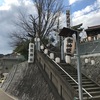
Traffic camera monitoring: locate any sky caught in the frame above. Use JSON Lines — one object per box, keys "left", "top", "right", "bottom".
{"left": 0, "top": 0, "right": 100, "bottom": 54}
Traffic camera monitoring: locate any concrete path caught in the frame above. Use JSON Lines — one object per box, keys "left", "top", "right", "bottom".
{"left": 0, "top": 89, "right": 17, "bottom": 100}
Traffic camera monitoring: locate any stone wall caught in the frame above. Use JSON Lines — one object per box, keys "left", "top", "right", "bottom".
{"left": 1, "top": 61, "right": 58, "bottom": 100}
{"left": 71, "top": 54, "right": 100, "bottom": 85}
{"left": 80, "top": 40, "right": 100, "bottom": 55}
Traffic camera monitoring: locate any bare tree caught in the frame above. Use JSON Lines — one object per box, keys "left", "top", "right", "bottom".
{"left": 11, "top": 0, "right": 64, "bottom": 43}
{"left": 32, "top": 0, "right": 64, "bottom": 37}
{"left": 10, "top": 0, "right": 64, "bottom": 58}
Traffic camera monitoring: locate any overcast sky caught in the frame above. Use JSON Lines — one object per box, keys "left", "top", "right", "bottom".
{"left": 0, "top": 0, "right": 100, "bottom": 54}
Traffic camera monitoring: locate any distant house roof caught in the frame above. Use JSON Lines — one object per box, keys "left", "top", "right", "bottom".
{"left": 87, "top": 25, "right": 100, "bottom": 30}
{"left": 85, "top": 25, "right": 100, "bottom": 36}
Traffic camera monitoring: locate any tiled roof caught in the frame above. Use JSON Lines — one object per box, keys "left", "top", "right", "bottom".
{"left": 85, "top": 25, "right": 100, "bottom": 31}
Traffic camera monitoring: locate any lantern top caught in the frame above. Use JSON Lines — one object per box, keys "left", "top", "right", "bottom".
{"left": 59, "top": 27, "right": 77, "bottom": 37}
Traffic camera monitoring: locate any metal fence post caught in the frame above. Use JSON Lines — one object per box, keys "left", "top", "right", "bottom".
{"left": 76, "top": 33, "right": 83, "bottom": 100}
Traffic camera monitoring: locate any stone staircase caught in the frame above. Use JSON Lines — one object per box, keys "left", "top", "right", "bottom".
{"left": 56, "top": 62, "right": 100, "bottom": 100}
{"left": 45, "top": 44, "right": 100, "bottom": 99}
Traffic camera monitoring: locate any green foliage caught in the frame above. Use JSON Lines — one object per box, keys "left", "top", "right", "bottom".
{"left": 14, "top": 40, "right": 30, "bottom": 60}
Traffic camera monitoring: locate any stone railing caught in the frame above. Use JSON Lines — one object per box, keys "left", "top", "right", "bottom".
{"left": 36, "top": 51, "right": 77, "bottom": 100}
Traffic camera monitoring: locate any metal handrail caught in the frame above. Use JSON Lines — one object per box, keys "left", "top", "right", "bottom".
{"left": 46, "top": 54, "right": 93, "bottom": 98}
{"left": 40, "top": 44, "right": 93, "bottom": 98}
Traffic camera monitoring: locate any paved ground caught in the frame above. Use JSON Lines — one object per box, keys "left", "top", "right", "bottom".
{"left": 0, "top": 89, "right": 17, "bottom": 100}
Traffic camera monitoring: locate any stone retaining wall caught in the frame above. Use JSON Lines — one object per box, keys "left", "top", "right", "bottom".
{"left": 71, "top": 54, "right": 100, "bottom": 85}
{"left": 1, "top": 61, "right": 58, "bottom": 100}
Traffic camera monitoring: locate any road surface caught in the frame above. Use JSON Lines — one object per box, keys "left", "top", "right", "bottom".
{"left": 0, "top": 88, "right": 17, "bottom": 100}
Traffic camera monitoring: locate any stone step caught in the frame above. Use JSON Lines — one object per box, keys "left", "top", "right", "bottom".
{"left": 76, "top": 87, "right": 100, "bottom": 93}
{"left": 68, "top": 78, "right": 90, "bottom": 82}
{"left": 83, "top": 95, "right": 100, "bottom": 100}
{"left": 82, "top": 81, "right": 93, "bottom": 84}
{"left": 84, "top": 91, "right": 100, "bottom": 96}
{"left": 83, "top": 84, "right": 98, "bottom": 88}
{"left": 85, "top": 87, "right": 100, "bottom": 92}
{"left": 73, "top": 84, "right": 97, "bottom": 89}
